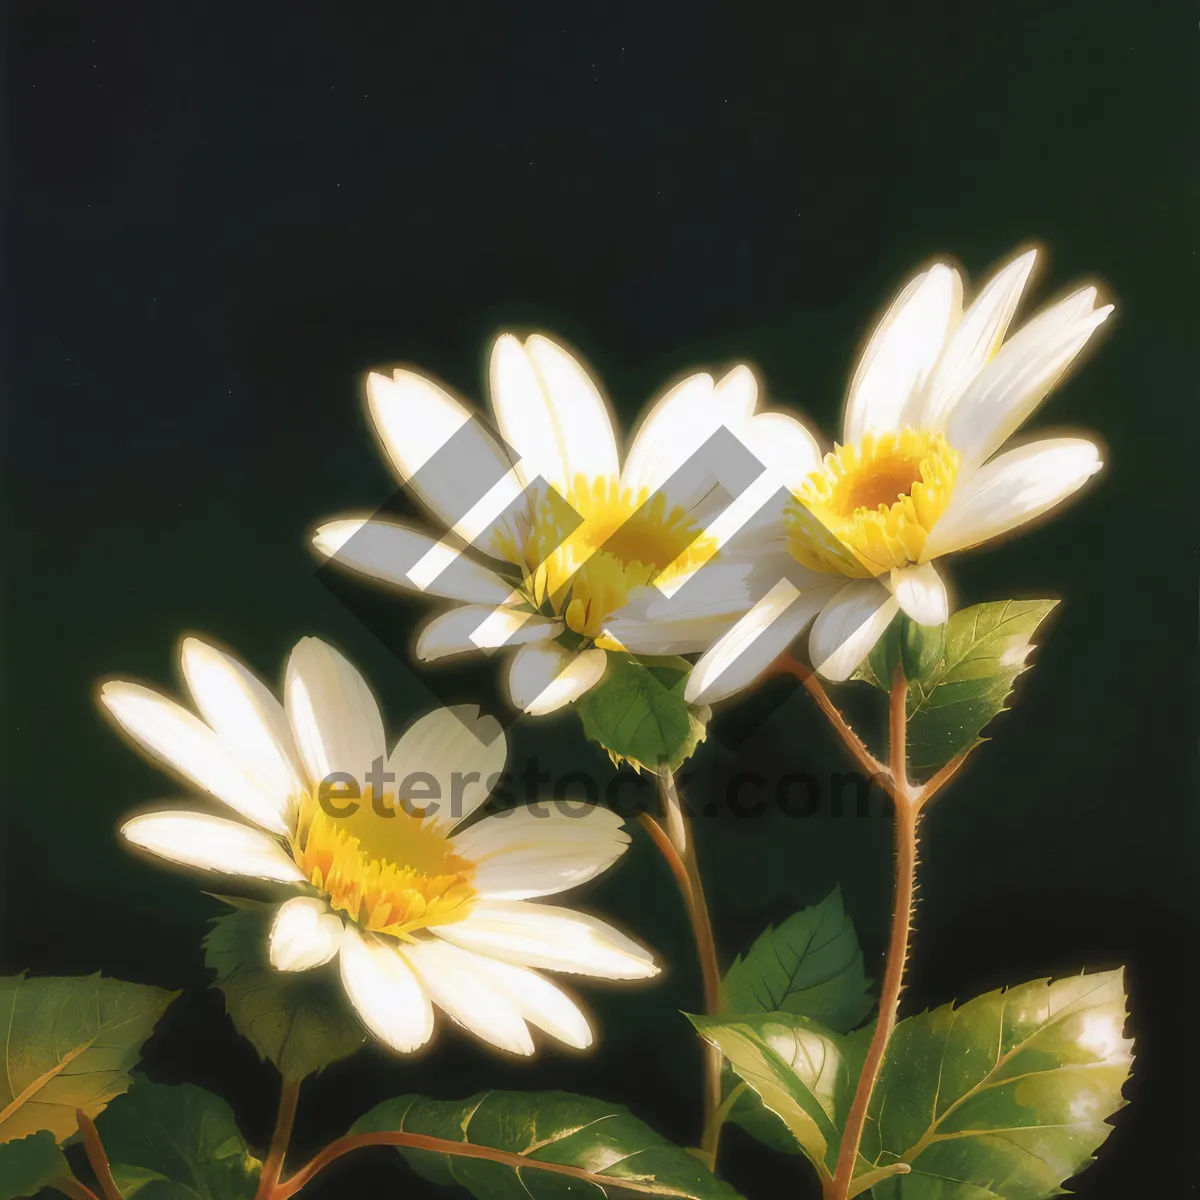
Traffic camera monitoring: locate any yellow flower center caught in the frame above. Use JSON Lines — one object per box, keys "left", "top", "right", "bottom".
{"left": 785, "top": 429, "right": 959, "bottom": 576}
{"left": 291, "top": 792, "right": 476, "bottom": 939}
{"left": 497, "top": 474, "right": 717, "bottom": 648}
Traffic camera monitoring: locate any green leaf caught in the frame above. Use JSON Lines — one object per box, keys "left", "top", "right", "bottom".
{"left": 0, "top": 974, "right": 177, "bottom": 1144}
{"left": 718, "top": 891, "right": 874, "bottom": 1158}
{"left": 97, "top": 1079, "right": 261, "bottom": 1200}
{"left": 576, "top": 654, "right": 710, "bottom": 774}
{"left": 0, "top": 1131, "right": 72, "bottom": 1198}
{"left": 688, "top": 1012, "right": 864, "bottom": 1183}
{"left": 905, "top": 599, "right": 1057, "bottom": 774}
{"left": 203, "top": 899, "right": 365, "bottom": 1080}
{"left": 350, "top": 1090, "right": 744, "bottom": 1198}
{"left": 862, "top": 969, "right": 1133, "bottom": 1199}
{"left": 721, "top": 888, "right": 873, "bottom": 1033}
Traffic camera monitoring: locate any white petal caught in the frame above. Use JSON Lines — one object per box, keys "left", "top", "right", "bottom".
{"left": 945, "top": 290, "right": 1112, "bottom": 474}
{"left": 923, "top": 438, "right": 1103, "bottom": 559}
{"left": 400, "top": 938, "right": 534, "bottom": 1055}
{"left": 432, "top": 949, "right": 594, "bottom": 1050}
{"left": 889, "top": 562, "right": 949, "bottom": 626}
{"left": 620, "top": 368, "right": 759, "bottom": 508}
{"left": 736, "top": 410, "right": 823, "bottom": 494}
{"left": 120, "top": 811, "right": 304, "bottom": 882}
{"left": 601, "top": 562, "right": 758, "bottom": 656}
{"left": 415, "top": 606, "right": 562, "bottom": 662}
{"left": 523, "top": 334, "right": 621, "bottom": 482}
{"left": 808, "top": 579, "right": 900, "bottom": 682}
{"left": 180, "top": 639, "right": 304, "bottom": 818}
{"left": 269, "top": 897, "right": 344, "bottom": 972}
{"left": 284, "top": 637, "right": 386, "bottom": 791}
{"left": 453, "top": 805, "right": 630, "bottom": 900}
{"left": 433, "top": 899, "right": 658, "bottom": 980}
{"left": 388, "top": 705, "right": 507, "bottom": 829}
{"left": 506, "top": 643, "right": 607, "bottom": 716}
{"left": 913, "top": 248, "right": 1038, "bottom": 431}
{"left": 100, "top": 683, "right": 289, "bottom": 834}
{"left": 367, "top": 370, "right": 516, "bottom": 539}
{"left": 489, "top": 334, "right": 618, "bottom": 493}
{"left": 684, "top": 577, "right": 838, "bottom": 706}
{"left": 313, "top": 519, "right": 515, "bottom": 604}
{"left": 339, "top": 926, "right": 434, "bottom": 1053}
{"left": 843, "top": 264, "right": 962, "bottom": 444}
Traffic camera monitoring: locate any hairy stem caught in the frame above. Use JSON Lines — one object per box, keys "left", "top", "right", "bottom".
{"left": 769, "top": 654, "right": 887, "bottom": 781}
{"left": 830, "top": 671, "right": 920, "bottom": 1200}
{"left": 638, "top": 772, "right": 724, "bottom": 1165}
{"left": 76, "top": 1111, "right": 121, "bottom": 1200}
{"left": 255, "top": 1077, "right": 302, "bottom": 1200}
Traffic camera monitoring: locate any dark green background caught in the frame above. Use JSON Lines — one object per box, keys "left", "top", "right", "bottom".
{"left": 6, "top": 3, "right": 1195, "bottom": 1197}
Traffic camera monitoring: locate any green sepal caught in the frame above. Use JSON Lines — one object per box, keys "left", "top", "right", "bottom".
{"left": 203, "top": 899, "right": 365, "bottom": 1081}
{"left": 576, "top": 653, "right": 711, "bottom": 774}
{"left": 866, "top": 613, "right": 946, "bottom": 689}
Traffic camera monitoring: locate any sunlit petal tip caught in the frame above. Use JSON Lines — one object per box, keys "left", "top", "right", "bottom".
{"left": 507, "top": 643, "right": 607, "bottom": 716}
{"left": 889, "top": 563, "right": 949, "bottom": 627}
{"left": 269, "top": 896, "right": 344, "bottom": 973}
{"left": 714, "top": 363, "right": 758, "bottom": 402}
{"left": 285, "top": 637, "right": 386, "bottom": 786}
{"left": 923, "top": 438, "right": 1104, "bottom": 559}
{"left": 339, "top": 929, "right": 435, "bottom": 1054}
{"left": 120, "top": 811, "right": 305, "bottom": 882}
{"left": 310, "top": 519, "right": 364, "bottom": 558}
{"left": 401, "top": 940, "right": 536, "bottom": 1056}
{"left": 809, "top": 580, "right": 900, "bottom": 683}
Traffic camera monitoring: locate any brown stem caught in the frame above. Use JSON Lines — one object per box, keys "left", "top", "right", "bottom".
{"left": 636, "top": 811, "right": 694, "bottom": 906}
{"left": 684, "top": 838, "right": 723, "bottom": 1165}
{"left": 919, "top": 750, "right": 967, "bottom": 807}
{"left": 638, "top": 774, "right": 724, "bottom": 1166}
{"left": 254, "top": 1077, "right": 302, "bottom": 1200}
{"left": 768, "top": 654, "right": 888, "bottom": 783}
{"left": 52, "top": 1180, "right": 100, "bottom": 1200}
{"left": 830, "top": 671, "right": 920, "bottom": 1200}
{"left": 76, "top": 1110, "right": 121, "bottom": 1200}
{"left": 274, "top": 1128, "right": 703, "bottom": 1198}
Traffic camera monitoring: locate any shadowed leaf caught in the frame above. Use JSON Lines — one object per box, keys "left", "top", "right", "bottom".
{"left": 98, "top": 1079, "right": 260, "bottom": 1200}
{"left": 351, "top": 1090, "right": 744, "bottom": 1198}
{"left": 0, "top": 1131, "right": 72, "bottom": 1198}
{"left": 203, "top": 899, "right": 364, "bottom": 1081}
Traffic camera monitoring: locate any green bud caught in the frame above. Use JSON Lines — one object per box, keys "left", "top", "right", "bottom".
{"left": 868, "top": 612, "right": 946, "bottom": 686}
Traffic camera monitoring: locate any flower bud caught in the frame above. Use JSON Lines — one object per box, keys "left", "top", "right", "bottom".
{"left": 868, "top": 613, "right": 946, "bottom": 686}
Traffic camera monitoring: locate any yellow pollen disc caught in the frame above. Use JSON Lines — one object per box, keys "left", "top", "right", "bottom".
{"left": 785, "top": 429, "right": 959, "bottom": 576}
{"left": 496, "top": 474, "right": 717, "bottom": 646}
{"left": 291, "top": 792, "right": 476, "bottom": 939}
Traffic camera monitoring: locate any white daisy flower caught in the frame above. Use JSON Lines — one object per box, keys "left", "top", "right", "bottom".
{"left": 101, "top": 635, "right": 658, "bottom": 1056}
{"left": 312, "top": 333, "right": 816, "bottom": 714}
{"left": 686, "top": 247, "right": 1111, "bottom": 702}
